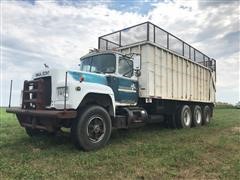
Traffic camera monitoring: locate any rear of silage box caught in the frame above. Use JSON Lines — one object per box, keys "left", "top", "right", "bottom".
{"left": 119, "top": 42, "right": 215, "bottom": 103}
{"left": 99, "top": 22, "right": 216, "bottom": 104}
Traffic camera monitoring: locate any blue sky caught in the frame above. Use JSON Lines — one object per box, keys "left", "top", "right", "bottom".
{"left": 23, "top": 0, "right": 158, "bottom": 14}
{"left": 1, "top": 0, "right": 239, "bottom": 106}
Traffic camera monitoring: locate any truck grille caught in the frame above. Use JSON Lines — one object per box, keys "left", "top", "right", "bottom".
{"left": 22, "top": 77, "right": 51, "bottom": 110}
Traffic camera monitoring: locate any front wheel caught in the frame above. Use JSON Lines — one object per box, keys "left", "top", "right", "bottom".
{"left": 71, "top": 105, "right": 112, "bottom": 151}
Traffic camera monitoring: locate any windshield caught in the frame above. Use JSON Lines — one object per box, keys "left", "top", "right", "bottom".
{"left": 80, "top": 54, "right": 116, "bottom": 74}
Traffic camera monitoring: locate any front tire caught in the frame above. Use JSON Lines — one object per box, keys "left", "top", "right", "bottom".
{"left": 71, "top": 105, "right": 112, "bottom": 151}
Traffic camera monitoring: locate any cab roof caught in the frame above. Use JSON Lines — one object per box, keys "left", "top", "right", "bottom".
{"left": 80, "top": 50, "right": 126, "bottom": 61}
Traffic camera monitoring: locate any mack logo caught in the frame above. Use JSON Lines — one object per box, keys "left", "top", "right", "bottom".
{"left": 131, "top": 84, "right": 137, "bottom": 91}
{"left": 118, "top": 84, "right": 137, "bottom": 93}
{"left": 35, "top": 71, "right": 49, "bottom": 77}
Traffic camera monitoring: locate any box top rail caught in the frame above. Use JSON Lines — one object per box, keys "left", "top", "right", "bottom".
{"left": 98, "top": 22, "right": 216, "bottom": 72}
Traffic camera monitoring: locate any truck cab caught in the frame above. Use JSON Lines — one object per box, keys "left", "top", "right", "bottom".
{"left": 6, "top": 50, "right": 144, "bottom": 151}
{"left": 78, "top": 51, "right": 139, "bottom": 106}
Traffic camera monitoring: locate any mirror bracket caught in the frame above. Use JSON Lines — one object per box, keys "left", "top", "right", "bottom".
{"left": 134, "top": 69, "right": 141, "bottom": 77}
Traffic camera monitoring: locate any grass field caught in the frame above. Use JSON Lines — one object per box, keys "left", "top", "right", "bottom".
{"left": 0, "top": 108, "right": 239, "bottom": 179}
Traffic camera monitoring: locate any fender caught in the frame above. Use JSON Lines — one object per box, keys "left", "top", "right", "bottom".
{"left": 69, "top": 82, "right": 115, "bottom": 115}
{"left": 51, "top": 70, "right": 116, "bottom": 116}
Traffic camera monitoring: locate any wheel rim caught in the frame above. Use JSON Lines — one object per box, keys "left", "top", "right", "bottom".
{"left": 205, "top": 113, "right": 210, "bottom": 123}
{"left": 87, "top": 116, "right": 106, "bottom": 143}
{"left": 183, "top": 109, "right": 191, "bottom": 126}
{"left": 195, "top": 109, "right": 202, "bottom": 124}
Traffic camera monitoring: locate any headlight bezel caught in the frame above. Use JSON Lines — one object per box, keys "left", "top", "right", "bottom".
{"left": 56, "top": 86, "right": 69, "bottom": 99}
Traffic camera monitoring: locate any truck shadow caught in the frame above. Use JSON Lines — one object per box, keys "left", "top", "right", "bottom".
{"left": 3, "top": 122, "right": 170, "bottom": 151}
{"left": 109, "top": 122, "right": 170, "bottom": 143}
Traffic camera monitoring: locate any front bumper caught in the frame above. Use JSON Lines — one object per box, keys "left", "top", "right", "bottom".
{"left": 6, "top": 107, "right": 77, "bottom": 119}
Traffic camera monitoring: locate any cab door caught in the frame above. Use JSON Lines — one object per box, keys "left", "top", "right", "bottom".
{"left": 116, "top": 76, "right": 138, "bottom": 104}
{"left": 107, "top": 55, "right": 138, "bottom": 105}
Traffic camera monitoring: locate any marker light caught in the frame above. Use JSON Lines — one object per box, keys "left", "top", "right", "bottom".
{"left": 75, "top": 86, "right": 81, "bottom": 91}
{"left": 79, "top": 77, "right": 84, "bottom": 83}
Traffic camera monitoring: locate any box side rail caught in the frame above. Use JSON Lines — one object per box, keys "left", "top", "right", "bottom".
{"left": 98, "top": 22, "right": 216, "bottom": 72}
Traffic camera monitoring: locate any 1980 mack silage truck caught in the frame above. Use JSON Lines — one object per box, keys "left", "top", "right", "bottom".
{"left": 7, "top": 22, "right": 216, "bottom": 151}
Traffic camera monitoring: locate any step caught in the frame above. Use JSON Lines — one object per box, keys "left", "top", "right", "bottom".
{"left": 23, "top": 99, "right": 39, "bottom": 103}
{"left": 23, "top": 89, "right": 43, "bottom": 93}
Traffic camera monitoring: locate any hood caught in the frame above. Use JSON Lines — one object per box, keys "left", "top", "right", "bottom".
{"left": 32, "top": 68, "right": 108, "bottom": 86}
{"left": 32, "top": 68, "right": 67, "bottom": 79}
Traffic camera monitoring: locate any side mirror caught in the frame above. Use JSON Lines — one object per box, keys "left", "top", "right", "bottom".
{"left": 132, "top": 54, "right": 141, "bottom": 70}
{"left": 134, "top": 69, "right": 141, "bottom": 77}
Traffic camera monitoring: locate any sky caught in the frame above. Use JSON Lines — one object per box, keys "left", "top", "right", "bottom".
{"left": 0, "top": 0, "right": 239, "bottom": 106}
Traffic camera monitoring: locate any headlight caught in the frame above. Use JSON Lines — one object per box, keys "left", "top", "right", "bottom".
{"left": 57, "top": 87, "right": 69, "bottom": 99}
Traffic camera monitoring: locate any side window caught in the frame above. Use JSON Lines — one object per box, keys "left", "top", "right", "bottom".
{"left": 118, "top": 57, "right": 133, "bottom": 78}
{"left": 80, "top": 57, "right": 91, "bottom": 72}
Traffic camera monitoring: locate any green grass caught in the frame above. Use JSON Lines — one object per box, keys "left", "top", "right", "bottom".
{"left": 0, "top": 108, "right": 239, "bottom": 179}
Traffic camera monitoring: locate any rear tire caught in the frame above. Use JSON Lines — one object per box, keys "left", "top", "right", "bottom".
{"left": 192, "top": 105, "right": 202, "bottom": 127}
{"left": 202, "top": 105, "right": 211, "bottom": 125}
{"left": 177, "top": 105, "right": 192, "bottom": 128}
{"left": 71, "top": 105, "right": 112, "bottom": 151}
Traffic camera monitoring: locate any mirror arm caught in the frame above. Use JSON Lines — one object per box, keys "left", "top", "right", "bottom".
{"left": 134, "top": 69, "right": 141, "bottom": 77}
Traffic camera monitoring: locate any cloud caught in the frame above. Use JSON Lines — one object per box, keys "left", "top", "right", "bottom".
{"left": 1, "top": 0, "right": 239, "bottom": 106}
{"left": 198, "top": 0, "right": 238, "bottom": 8}
{"left": 147, "top": 0, "right": 239, "bottom": 104}
{"left": 216, "top": 51, "right": 240, "bottom": 103}
{"left": 1, "top": 0, "right": 148, "bottom": 106}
